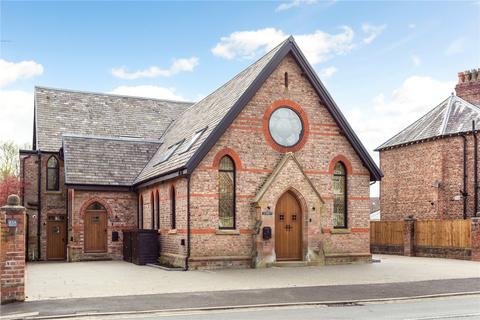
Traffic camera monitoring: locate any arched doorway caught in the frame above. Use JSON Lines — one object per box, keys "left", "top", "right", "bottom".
{"left": 275, "top": 191, "right": 303, "bottom": 261}
{"left": 84, "top": 202, "right": 108, "bottom": 253}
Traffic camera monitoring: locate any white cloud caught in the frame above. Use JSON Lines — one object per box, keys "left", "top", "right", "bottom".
{"left": 445, "top": 37, "right": 466, "bottom": 56}
{"left": 362, "top": 23, "right": 386, "bottom": 44}
{"left": 112, "top": 57, "right": 199, "bottom": 80}
{"left": 411, "top": 54, "right": 421, "bottom": 67}
{"left": 108, "top": 85, "right": 185, "bottom": 101}
{"left": 276, "top": 0, "right": 318, "bottom": 11}
{"left": 211, "top": 27, "right": 355, "bottom": 64}
{"left": 0, "top": 59, "right": 43, "bottom": 88}
{"left": 408, "top": 23, "right": 416, "bottom": 29}
{"left": 347, "top": 76, "right": 455, "bottom": 163}
{"left": 319, "top": 66, "right": 337, "bottom": 79}
{"left": 0, "top": 90, "right": 34, "bottom": 145}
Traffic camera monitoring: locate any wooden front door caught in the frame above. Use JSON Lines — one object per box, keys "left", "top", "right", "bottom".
{"left": 47, "top": 215, "right": 66, "bottom": 260}
{"left": 84, "top": 211, "right": 107, "bottom": 253}
{"left": 275, "top": 191, "right": 302, "bottom": 261}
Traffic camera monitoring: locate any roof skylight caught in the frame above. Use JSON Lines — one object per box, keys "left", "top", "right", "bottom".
{"left": 155, "top": 140, "right": 184, "bottom": 165}
{"left": 178, "top": 127, "right": 207, "bottom": 154}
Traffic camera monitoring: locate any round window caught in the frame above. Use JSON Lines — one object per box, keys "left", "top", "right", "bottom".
{"left": 268, "top": 107, "right": 304, "bottom": 147}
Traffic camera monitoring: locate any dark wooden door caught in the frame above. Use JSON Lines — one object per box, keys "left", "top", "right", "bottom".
{"left": 47, "top": 215, "right": 66, "bottom": 260}
{"left": 275, "top": 191, "right": 302, "bottom": 261}
{"left": 84, "top": 211, "right": 107, "bottom": 253}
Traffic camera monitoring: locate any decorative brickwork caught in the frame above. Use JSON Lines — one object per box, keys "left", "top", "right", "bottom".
{"left": 456, "top": 69, "right": 480, "bottom": 106}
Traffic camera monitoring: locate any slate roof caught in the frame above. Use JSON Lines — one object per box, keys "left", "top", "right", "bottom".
{"left": 135, "top": 37, "right": 382, "bottom": 184}
{"left": 133, "top": 38, "right": 288, "bottom": 183}
{"left": 35, "top": 87, "right": 193, "bottom": 151}
{"left": 62, "top": 135, "right": 161, "bottom": 186}
{"left": 376, "top": 94, "right": 480, "bottom": 150}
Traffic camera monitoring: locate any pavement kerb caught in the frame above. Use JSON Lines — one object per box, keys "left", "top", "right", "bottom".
{"left": 3, "top": 291, "right": 480, "bottom": 320}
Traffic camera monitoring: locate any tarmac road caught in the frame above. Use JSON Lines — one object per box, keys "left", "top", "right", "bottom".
{"left": 67, "top": 295, "right": 480, "bottom": 320}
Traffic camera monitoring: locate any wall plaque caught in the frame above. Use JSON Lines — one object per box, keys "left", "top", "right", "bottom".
{"left": 7, "top": 218, "right": 18, "bottom": 228}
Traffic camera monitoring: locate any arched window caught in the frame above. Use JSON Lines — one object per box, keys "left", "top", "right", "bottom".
{"left": 333, "top": 162, "right": 347, "bottom": 228}
{"left": 86, "top": 202, "right": 106, "bottom": 211}
{"left": 170, "top": 186, "right": 176, "bottom": 229}
{"left": 46, "top": 156, "right": 59, "bottom": 191}
{"left": 155, "top": 190, "right": 160, "bottom": 230}
{"left": 218, "top": 156, "right": 235, "bottom": 229}
{"left": 138, "top": 195, "right": 143, "bottom": 229}
{"left": 150, "top": 192, "right": 155, "bottom": 230}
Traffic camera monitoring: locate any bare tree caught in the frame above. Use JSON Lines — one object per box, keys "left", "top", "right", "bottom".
{"left": 0, "top": 141, "right": 21, "bottom": 179}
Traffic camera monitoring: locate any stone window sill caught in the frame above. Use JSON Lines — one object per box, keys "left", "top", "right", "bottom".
{"left": 216, "top": 229, "right": 240, "bottom": 235}
{"left": 331, "top": 228, "right": 351, "bottom": 234}
{"left": 168, "top": 229, "right": 178, "bottom": 235}
{"left": 45, "top": 191, "right": 62, "bottom": 195}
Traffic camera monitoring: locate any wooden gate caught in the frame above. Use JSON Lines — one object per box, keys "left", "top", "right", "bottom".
{"left": 84, "top": 210, "right": 107, "bottom": 253}
{"left": 47, "top": 215, "right": 66, "bottom": 260}
{"left": 275, "top": 191, "right": 302, "bottom": 261}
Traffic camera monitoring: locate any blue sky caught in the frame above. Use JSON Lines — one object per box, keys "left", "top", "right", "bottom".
{"left": 1, "top": 0, "right": 479, "bottom": 157}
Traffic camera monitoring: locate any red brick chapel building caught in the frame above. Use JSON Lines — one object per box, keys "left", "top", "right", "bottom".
{"left": 377, "top": 69, "right": 480, "bottom": 221}
{"left": 20, "top": 37, "right": 382, "bottom": 269}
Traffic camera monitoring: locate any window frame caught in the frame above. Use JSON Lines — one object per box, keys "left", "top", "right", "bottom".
{"left": 268, "top": 106, "right": 305, "bottom": 148}
{"left": 170, "top": 186, "right": 176, "bottom": 230}
{"left": 150, "top": 192, "right": 155, "bottom": 230}
{"left": 138, "top": 195, "right": 144, "bottom": 229}
{"left": 218, "top": 155, "right": 236, "bottom": 230}
{"left": 333, "top": 162, "right": 348, "bottom": 229}
{"left": 178, "top": 127, "right": 207, "bottom": 154}
{"left": 46, "top": 155, "right": 60, "bottom": 191}
{"left": 155, "top": 190, "right": 160, "bottom": 230}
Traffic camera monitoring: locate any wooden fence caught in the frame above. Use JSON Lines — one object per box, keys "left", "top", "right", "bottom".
{"left": 370, "top": 219, "right": 475, "bottom": 260}
{"left": 414, "top": 220, "right": 471, "bottom": 249}
{"left": 370, "top": 221, "right": 404, "bottom": 246}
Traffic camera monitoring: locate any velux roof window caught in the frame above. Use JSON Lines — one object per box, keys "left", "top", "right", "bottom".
{"left": 156, "top": 140, "right": 184, "bottom": 165}
{"left": 179, "top": 127, "right": 207, "bottom": 154}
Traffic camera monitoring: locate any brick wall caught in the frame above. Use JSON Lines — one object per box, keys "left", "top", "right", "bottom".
{"left": 138, "top": 178, "right": 188, "bottom": 268}
{"left": 187, "top": 53, "right": 371, "bottom": 268}
{"left": 380, "top": 135, "right": 479, "bottom": 220}
{"left": 69, "top": 190, "right": 137, "bottom": 261}
{"left": 20, "top": 152, "right": 67, "bottom": 261}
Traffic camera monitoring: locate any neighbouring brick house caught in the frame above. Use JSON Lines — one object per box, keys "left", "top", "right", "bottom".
{"left": 20, "top": 37, "right": 382, "bottom": 269}
{"left": 377, "top": 69, "right": 480, "bottom": 221}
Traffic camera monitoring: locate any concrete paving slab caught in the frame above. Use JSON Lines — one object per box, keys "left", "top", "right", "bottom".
{"left": 25, "top": 255, "right": 479, "bottom": 301}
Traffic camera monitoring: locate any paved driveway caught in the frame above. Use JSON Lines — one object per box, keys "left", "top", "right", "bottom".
{"left": 26, "top": 255, "right": 480, "bottom": 301}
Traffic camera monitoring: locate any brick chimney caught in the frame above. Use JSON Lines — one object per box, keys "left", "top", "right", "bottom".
{"left": 456, "top": 68, "right": 480, "bottom": 106}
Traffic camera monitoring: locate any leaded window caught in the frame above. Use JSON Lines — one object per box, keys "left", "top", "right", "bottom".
{"left": 155, "top": 190, "right": 160, "bottom": 230}
{"left": 46, "top": 156, "right": 59, "bottom": 191}
{"left": 333, "top": 162, "right": 347, "bottom": 228}
{"left": 171, "top": 186, "right": 176, "bottom": 229}
{"left": 218, "top": 156, "right": 235, "bottom": 229}
{"left": 150, "top": 192, "right": 155, "bottom": 230}
{"left": 139, "top": 195, "right": 143, "bottom": 229}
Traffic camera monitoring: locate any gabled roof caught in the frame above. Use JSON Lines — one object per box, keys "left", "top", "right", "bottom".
{"left": 135, "top": 37, "right": 382, "bottom": 184}
{"left": 376, "top": 94, "right": 480, "bottom": 150}
{"left": 34, "top": 86, "right": 193, "bottom": 152}
{"left": 62, "top": 134, "right": 161, "bottom": 187}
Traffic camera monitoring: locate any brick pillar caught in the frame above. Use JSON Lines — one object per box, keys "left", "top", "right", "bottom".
{"left": 0, "top": 194, "right": 26, "bottom": 304}
{"left": 403, "top": 217, "right": 416, "bottom": 256}
{"left": 471, "top": 217, "right": 480, "bottom": 261}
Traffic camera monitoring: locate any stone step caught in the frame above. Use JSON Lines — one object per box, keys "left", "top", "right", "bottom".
{"left": 266, "top": 261, "right": 319, "bottom": 267}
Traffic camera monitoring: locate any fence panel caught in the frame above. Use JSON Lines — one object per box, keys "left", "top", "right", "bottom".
{"left": 370, "top": 221, "right": 404, "bottom": 246}
{"left": 414, "top": 220, "right": 471, "bottom": 249}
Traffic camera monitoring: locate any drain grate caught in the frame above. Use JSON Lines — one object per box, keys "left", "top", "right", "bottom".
{"left": 327, "top": 302, "right": 363, "bottom": 307}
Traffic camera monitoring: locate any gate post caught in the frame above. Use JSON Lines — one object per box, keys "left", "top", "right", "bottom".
{"left": 471, "top": 217, "right": 480, "bottom": 261}
{"left": 0, "top": 194, "right": 26, "bottom": 304}
{"left": 403, "top": 217, "right": 416, "bottom": 256}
